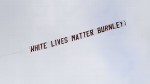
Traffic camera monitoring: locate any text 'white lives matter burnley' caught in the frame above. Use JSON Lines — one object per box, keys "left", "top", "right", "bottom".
{"left": 30, "top": 20, "right": 126, "bottom": 53}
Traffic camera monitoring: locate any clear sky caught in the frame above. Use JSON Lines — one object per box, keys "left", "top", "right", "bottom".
{"left": 0, "top": 0, "right": 150, "bottom": 84}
